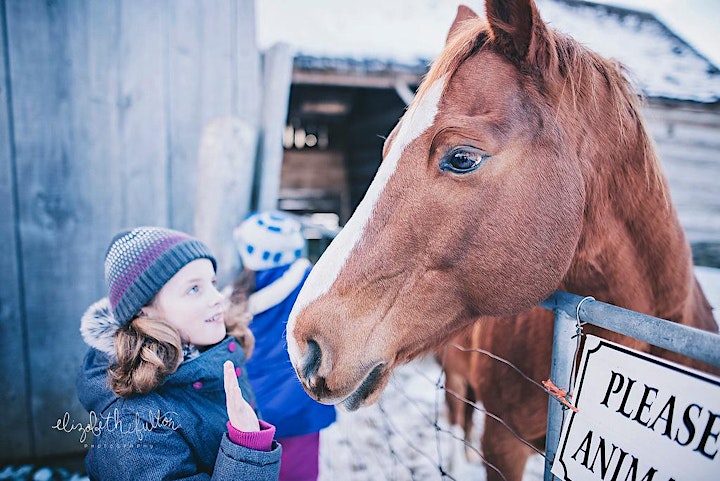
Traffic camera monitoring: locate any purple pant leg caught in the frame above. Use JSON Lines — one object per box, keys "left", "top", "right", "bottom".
{"left": 278, "top": 432, "right": 320, "bottom": 481}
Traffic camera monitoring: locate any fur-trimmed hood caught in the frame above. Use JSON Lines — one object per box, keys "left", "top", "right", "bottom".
{"left": 79, "top": 297, "right": 203, "bottom": 362}
{"left": 77, "top": 298, "right": 122, "bottom": 414}
{"left": 80, "top": 297, "right": 121, "bottom": 360}
{"left": 77, "top": 335, "right": 274, "bottom": 480}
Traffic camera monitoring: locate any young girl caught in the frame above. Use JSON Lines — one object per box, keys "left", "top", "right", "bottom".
{"left": 229, "top": 211, "right": 336, "bottom": 481}
{"left": 77, "top": 227, "right": 281, "bottom": 480}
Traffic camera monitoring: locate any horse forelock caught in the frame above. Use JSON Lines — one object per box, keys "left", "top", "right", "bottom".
{"left": 417, "top": 17, "right": 489, "bottom": 103}
{"left": 421, "top": 12, "right": 663, "bottom": 198}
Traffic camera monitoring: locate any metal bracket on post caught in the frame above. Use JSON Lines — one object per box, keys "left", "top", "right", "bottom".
{"left": 543, "top": 300, "right": 579, "bottom": 481}
{"left": 539, "top": 289, "right": 720, "bottom": 480}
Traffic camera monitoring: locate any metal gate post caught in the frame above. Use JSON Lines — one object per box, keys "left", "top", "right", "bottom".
{"left": 543, "top": 306, "right": 578, "bottom": 481}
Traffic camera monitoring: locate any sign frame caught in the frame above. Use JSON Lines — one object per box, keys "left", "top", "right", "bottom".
{"left": 551, "top": 335, "right": 720, "bottom": 481}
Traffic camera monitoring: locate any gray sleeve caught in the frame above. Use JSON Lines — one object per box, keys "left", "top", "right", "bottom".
{"left": 211, "top": 434, "right": 281, "bottom": 481}
{"left": 86, "top": 421, "right": 280, "bottom": 480}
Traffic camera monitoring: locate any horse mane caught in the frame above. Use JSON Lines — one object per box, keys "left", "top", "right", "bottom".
{"left": 551, "top": 31, "right": 665, "bottom": 198}
{"left": 416, "top": 19, "right": 488, "bottom": 101}
{"left": 415, "top": 15, "right": 666, "bottom": 199}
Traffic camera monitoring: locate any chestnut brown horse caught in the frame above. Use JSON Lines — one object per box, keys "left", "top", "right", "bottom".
{"left": 287, "top": 1, "right": 718, "bottom": 479}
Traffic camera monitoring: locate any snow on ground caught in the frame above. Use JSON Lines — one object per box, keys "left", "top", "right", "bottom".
{"left": 319, "top": 267, "right": 720, "bottom": 481}
{"left": 3, "top": 270, "right": 717, "bottom": 481}
{"left": 319, "top": 355, "right": 502, "bottom": 481}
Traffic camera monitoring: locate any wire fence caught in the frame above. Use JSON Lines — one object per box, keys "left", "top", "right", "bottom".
{"left": 319, "top": 348, "right": 555, "bottom": 481}
{"left": 3, "top": 294, "right": 717, "bottom": 481}
{"left": 319, "top": 290, "right": 720, "bottom": 481}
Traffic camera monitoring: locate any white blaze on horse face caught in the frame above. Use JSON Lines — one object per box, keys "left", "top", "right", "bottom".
{"left": 286, "top": 77, "right": 446, "bottom": 365}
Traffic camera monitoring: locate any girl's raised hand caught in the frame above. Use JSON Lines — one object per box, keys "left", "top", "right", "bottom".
{"left": 223, "top": 360, "right": 260, "bottom": 432}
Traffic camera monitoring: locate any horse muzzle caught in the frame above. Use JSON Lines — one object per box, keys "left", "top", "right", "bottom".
{"left": 294, "top": 337, "right": 389, "bottom": 410}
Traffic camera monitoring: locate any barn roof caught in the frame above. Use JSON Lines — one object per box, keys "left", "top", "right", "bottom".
{"left": 256, "top": 0, "right": 720, "bottom": 103}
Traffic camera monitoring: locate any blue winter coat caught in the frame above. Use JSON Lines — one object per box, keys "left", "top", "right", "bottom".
{"left": 244, "top": 261, "right": 336, "bottom": 439}
{"left": 77, "top": 335, "right": 281, "bottom": 481}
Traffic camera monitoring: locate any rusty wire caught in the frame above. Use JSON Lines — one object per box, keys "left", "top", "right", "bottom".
{"left": 322, "top": 338, "right": 584, "bottom": 480}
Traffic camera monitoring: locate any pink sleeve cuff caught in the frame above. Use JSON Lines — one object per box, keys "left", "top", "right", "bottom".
{"left": 226, "top": 420, "right": 276, "bottom": 452}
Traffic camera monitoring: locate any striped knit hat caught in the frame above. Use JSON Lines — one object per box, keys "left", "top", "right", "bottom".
{"left": 104, "top": 227, "right": 216, "bottom": 325}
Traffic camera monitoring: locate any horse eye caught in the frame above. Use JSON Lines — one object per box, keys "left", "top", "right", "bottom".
{"left": 439, "top": 148, "right": 488, "bottom": 174}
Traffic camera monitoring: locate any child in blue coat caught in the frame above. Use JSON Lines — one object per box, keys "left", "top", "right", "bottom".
{"left": 229, "top": 212, "right": 336, "bottom": 481}
{"left": 77, "top": 227, "right": 281, "bottom": 480}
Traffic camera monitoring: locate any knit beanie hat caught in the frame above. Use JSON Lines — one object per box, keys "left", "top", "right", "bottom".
{"left": 233, "top": 211, "right": 305, "bottom": 271}
{"left": 104, "top": 227, "right": 216, "bottom": 325}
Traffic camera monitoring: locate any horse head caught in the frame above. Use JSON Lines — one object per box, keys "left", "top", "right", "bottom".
{"left": 287, "top": 0, "right": 677, "bottom": 409}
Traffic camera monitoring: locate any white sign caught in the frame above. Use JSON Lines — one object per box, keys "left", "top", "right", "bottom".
{"left": 551, "top": 335, "right": 720, "bottom": 481}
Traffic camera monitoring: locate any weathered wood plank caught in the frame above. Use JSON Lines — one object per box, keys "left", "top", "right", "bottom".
{"left": 657, "top": 142, "right": 720, "bottom": 244}
{"left": 281, "top": 150, "right": 348, "bottom": 190}
{"left": 5, "top": 0, "right": 98, "bottom": 457}
{"left": 645, "top": 101, "right": 720, "bottom": 128}
{"left": 117, "top": 0, "right": 168, "bottom": 227}
{"left": 643, "top": 104, "right": 720, "bottom": 245}
{"left": 194, "top": 118, "right": 258, "bottom": 285}
{"left": 168, "top": 0, "right": 235, "bottom": 233}
{"left": 0, "top": 0, "right": 32, "bottom": 461}
{"left": 234, "top": 0, "right": 260, "bottom": 124}
{"left": 169, "top": 0, "right": 261, "bottom": 239}
{"left": 6, "top": 0, "right": 173, "bottom": 457}
{"left": 256, "top": 42, "right": 293, "bottom": 212}
{"left": 192, "top": 0, "right": 261, "bottom": 283}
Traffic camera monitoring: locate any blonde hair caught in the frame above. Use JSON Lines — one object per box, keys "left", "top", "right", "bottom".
{"left": 109, "top": 316, "right": 183, "bottom": 398}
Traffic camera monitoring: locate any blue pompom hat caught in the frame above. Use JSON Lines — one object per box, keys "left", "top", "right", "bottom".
{"left": 233, "top": 211, "right": 305, "bottom": 271}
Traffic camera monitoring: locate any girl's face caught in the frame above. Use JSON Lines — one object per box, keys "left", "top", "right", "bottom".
{"left": 143, "top": 258, "right": 226, "bottom": 347}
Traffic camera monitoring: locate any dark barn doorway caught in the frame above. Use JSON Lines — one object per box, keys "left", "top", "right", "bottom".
{"left": 278, "top": 56, "right": 425, "bottom": 229}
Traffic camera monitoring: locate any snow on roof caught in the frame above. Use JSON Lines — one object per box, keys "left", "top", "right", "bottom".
{"left": 540, "top": 0, "right": 720, "bottom": 102}
{"left": 256, "top": 0, "right": 720, "bottom": 103}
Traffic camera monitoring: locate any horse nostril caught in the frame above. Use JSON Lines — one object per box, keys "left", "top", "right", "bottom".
{"left": 307, "top": 374, "right": 332, "bottom": 399}
{"left": 302, "top": 338, "right": 322, "bottom": 380}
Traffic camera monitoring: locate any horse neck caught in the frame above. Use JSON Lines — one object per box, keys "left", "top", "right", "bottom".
{"left": 565, "top": 127, "right": 708, "bottom": 325}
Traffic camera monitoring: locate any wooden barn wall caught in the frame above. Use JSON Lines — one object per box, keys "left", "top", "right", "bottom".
{"left": 0, "top": 0, "right": 261, "bottom": 460}
{"left": 0, "top": 0, "right": 30, "bottom": 459}
{"left": 280, "top": 149, "right": 351, "bottom": 219}
{"left": 644, "top": 101, "right": 720, "bottom": 261}
{"left": 281, "top": 150, "right": 347, "bottom": 191}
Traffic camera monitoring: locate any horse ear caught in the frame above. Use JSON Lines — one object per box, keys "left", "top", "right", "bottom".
{"left": 485, "top": 0, "right": 548, "bottom": 65}
{"left": 446, "top": 5, "right": 479, "bottom": 43}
